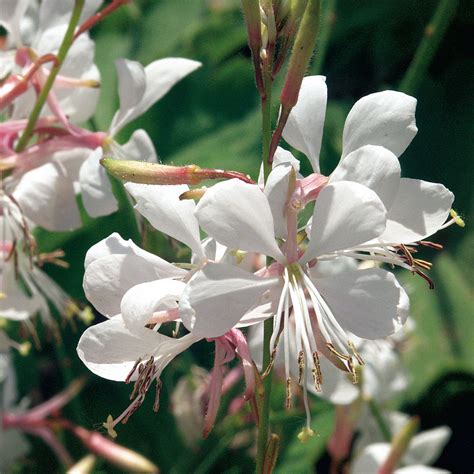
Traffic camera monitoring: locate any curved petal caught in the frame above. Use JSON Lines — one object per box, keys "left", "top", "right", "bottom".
{"left": 264, "top": 161, "right": 296, "bottom": 238}
{"left": 79, "top": 148, "right": 118, "bottom": 218}
{"left": 303, "top": 181, "right": 386, "bottom": 261}
{"left": 84, "top": 232, "right": 185, "bottom": 277}
{"left": 351, "top": 443, "right": 391, "bottom": 473}
{"left": 195, "top": 179, "right": 285, "bottom": 262}
{"left": 380, "top": 178, "right": 454, "bottom": 243}
{"left": 121, "top": 129, "right": 158, "bottom": 163}
{"left": 110, "top": 58, "right": 201, "bottom": 134}
{"left": 121, "top": 279, "right": 185, "bottom": 332}
{"left": 13, "top": 162, "right": 81, "bottom": 232}
{"left": 315, "top": 268, "right": 409, "bottom": 339}
{"left": 83, "top": 252, "right": 182, "bottom": 317}
{"left": 342, "top": 91, "right": 417, "bottom": 158}
{"left": 77, "top": 317, "right": 199, "bottom": 382}
{"left": 404, "top": 427, "right": 451, "bottom": 467}
{"left": 125, "top": 183, "right": 204, "bottom": 258}
{"left": 282, "top": 75, "right": 327, "bottom": 172}
{"left": 330, "top": 145, "right": 401, "bottom": 209}
{"left": 179, "top": 263, "right": 279, "bottom": 338}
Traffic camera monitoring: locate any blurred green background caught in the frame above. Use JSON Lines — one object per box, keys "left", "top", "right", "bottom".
{"left": 12, "top": 0, "right": 474, "bottom": 472}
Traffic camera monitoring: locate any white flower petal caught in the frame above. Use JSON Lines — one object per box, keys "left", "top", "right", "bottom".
{"left": 13, "top": 162, "right": 81, "bottom": 232}
{"left": 351, "top": 443, "right": 391, "bottom": 474}
{"left": 195, "top": 179, "right": 285, "bottom": 262}
{"left": 110, "top": 58, "right": 201, "bottom": 134}
{"left": 282, "top": 75, "right": 327, "bottom": 172}
{"left": 0, "top": 0, "right": 30, "bottom": 45}
{"left": 380, "top": 178, "right": 454, "bottom": 243}
{"left": 109, "top": 59, "right": 146, "bottom": 135}
{"left": 79, "top": 148, "right": 118, "bottom": 218}
{"left": 315, "top": 268, "right": 409, "bottom": 339}
{"left": 125, "top": 183, "right": 203, "bottom": 258}
{"left": 121, "top": 129, "right": 158, "bottom": 162}
{"left": 396, "top": 467, "right": 449, "bottom": 474}
{"left": 77, "top": 317, "right": 199, "bottom": 382}
{"left": 342, "top": 91, "right": 417, "bottom": 159}
{"left": 179, "top": 263, "right": 279, "bottom": 338}
{"left": 330, "top": 145, "right": 401, "bottom": 209}
{"left": 303, "top": 181, "right": 386, "bottom": 261}
{"left": 84, "top": 252, "right": 182, "bottom": 317}
{"left": 404, "top": 427, "right": 452, "bottom": 467}
{"left": 121, "top": 279, "right": 185, "bottom": 332}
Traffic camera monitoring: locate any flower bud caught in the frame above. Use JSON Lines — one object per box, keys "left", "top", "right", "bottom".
{"left": 72, "top": 426, "right": 159, "bottom": 473}
{"left": 67, "top": 454, "right": 97, "bottom": 474}
{"left": 101, "top": 158, "right": 255, "bottom": 185}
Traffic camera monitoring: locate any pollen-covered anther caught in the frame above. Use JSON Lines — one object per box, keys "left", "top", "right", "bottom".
{"left": 285, "top": 378, "right": 292, "bottom": 409}
{"left": 312, "top": 351, "right": 323, "bottom": 390}
{"left": 153, "top": 379, "right": 162, "bottom": 413}
{"left": 347, "top": 358, "right": 358, "bottom": 384}
{"left": 125, "top": 357, "right": 142, "bottom": 384}
{"left": 297, "top": 350, "right": 305, "bottom": 385}
{"left": 326, "top": 342, "right": 350, "bottom": 362}
{"left": 348, "top": 341, "right": 364, "bottom": 366}
{"left": 262, "top": 348, "right": 277, "bottom": 378}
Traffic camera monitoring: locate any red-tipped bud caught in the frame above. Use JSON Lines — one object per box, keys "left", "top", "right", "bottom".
{"left": 72, "top": 426, "right": 159, "bottom": 473}
{"left": 101, "top": 158, "right": 255, "bottom": 186}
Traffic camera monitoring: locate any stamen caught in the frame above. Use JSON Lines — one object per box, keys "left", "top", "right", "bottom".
{"left": 326, "top": 342, "right": 350, "bottom": 361}
{"left": 285, "top": 378, "right": 292, "bottom": 409}
{"left": 153, "top": 379, "right": 162, "bottom": 412}
{"left": 312, "top": 351, "right": 322, "bottom": 390}
{"left": 125, "top": 358, "right": 142, "bottom": 384}
{"left": 347, "top": 358, "right": 358, "bottom": 384}
{"left": 348, "top": 341, "right": 364, "bottom": 366}
{"left": 419, "top": 241, "right": 443, "bottom": 250}
{"left": 297, "top": 350, "right": 305, "bottom": 385}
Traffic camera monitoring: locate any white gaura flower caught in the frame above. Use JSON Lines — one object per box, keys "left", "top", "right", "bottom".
{"left": 0, "top": 0, "right": 102, "bottom": 123}
{"left": 10, "top": 57, "right": 201, "bottom": 230}
{"left": 282, "top": 76, "right": 457, "bottom": 287}
{"left": 179, "top": 176, "right": 409, "bottom": 432}
{"left": 351, "top": 425, "right": 451, "bottom": 474}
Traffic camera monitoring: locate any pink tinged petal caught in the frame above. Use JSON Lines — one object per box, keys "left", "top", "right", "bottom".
{"left": 12, "top": 162, "right": 81, "bottom": 231}
{"left": 195, "top": 179, "right": 285, "bottom": 262}
{"left": 314, "top": 268, "right": 410, "bottom": 340}
{"left": 380, "top": 178, "right": 454, "bottom": 244}
{"left": 121, "top": 279, "right": 186, "bottom": 333}
{"left": 179, "top": 262, "right": 279, "bottom": 338}
{"left": 76, "top": 317, "right": 199, "bottom": 382}
{"left": 282, "top": 75, "right": 327, "bottom": 173}
{"left": 330, "top": 145, "right": 401, "bottom": 209}
{"left": 342, "top": 90, "right": 418, "bottom": 159}
{"left": 351, "top": 443, "right": 391, "bottom": 474}
{"left": 125, "top": 182, "right": 204, "bottom": 259}
{"left": 79, "top": 148, "right": 118, "bottom": 218}
{"left": 227, "top": 329, "right": 256, "bottom": 399}
{"left": 302, "top": 181, "right": 386, "bottom": 262}
{"left": 404, "top": 427, "right": 451, "bottom": 467}
{"left": 121, "top": 129, "right": 158, "bottom": 163}
{"left": 84, "top": 252, "right": 183, "bottom": 317}
{"left": 110, "top": 58, "right": 201, "bottom": 134}
{"left": 203, "top": 343, "right": 225, "bottom": 438}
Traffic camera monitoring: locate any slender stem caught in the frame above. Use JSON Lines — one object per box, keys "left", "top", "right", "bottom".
{"left": 367, "top": 398, "right": 391, "bottom": 442}
{"left": 256, "top": 69, "right": 274, "bottom": 473}
{"left": 312, "top": 0, "right": 337, "bottom": 75}
{"left": 15, "top": 0, "right": 85, "bottom": 152}
{"left": 399, "top": 0, "right": 459, "bottom": 95}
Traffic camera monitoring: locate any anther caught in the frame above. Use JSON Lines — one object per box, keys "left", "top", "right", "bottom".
{"left": 312, "top": 351, "right": 323, "bottom": 389}
{"left": 297, "top": 350, "right": 305, "bottom": 384}
{"left": 348, "top": 341, "right": 364, "bottom": 366}
{"left": 326, "top": 343, "right": 350, "bottom": 361}
{"left": 153, "top": 379, "right": 162, "bottom": 413}
{"left": 347, "top": 358, "right": 358, "bottom": 384}
{"left": 286, "top": 378, "right": 292, "bottom": 409}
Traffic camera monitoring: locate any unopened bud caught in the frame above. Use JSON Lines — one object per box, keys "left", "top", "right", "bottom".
{"left": 263, "top": 433, "right": 280, "bottom": 473}
{"left": 102, "top": 158, "right": 255, "bottom": 186}
{"left": 280, "top": 0, "right": 321, "bottom": 109}
{"left": 67, "top": 454, "right": 97, "bottom": 474}
{"left": 72, "top": 426, "right": 159, "bottom": 473}
{"left": 379, "top": 416, "right": 419, "bottom": 474}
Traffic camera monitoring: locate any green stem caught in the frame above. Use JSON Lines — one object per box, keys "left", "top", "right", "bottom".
{"left": 256, "top": 70, "right": 274, "bottom": 474}
{"left": 399, "top": 0, "right": 459, "bottom": 95}
{"left": 367, "top": 398, "right": 391, "bottom": 442}
{"left": 15, "top": 0, "right": 85, "bottom": 152}
{"left": 312, "top": 0, "right": 337, "bottom": 75}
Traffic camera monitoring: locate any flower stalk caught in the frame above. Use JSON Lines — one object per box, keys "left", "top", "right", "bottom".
{"left": 15, "top": 0, "right": 85, "bottom": 152}
{"left": 399, "top": 0, "right": 459, "bottom": 94}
